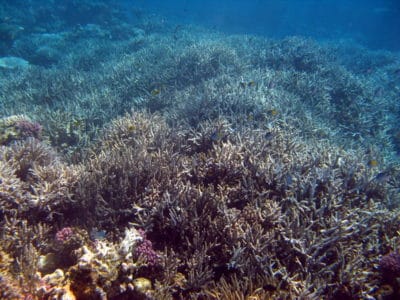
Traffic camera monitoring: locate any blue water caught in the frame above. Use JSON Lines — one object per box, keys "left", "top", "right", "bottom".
{"left": 127, "top": 0, "right": 400, "bottom": 50}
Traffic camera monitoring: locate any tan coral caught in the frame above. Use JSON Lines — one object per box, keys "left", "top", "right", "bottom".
{"left": 67, "top": 240, "right": 122, "bottom": 299}
{"left": 132, "top": 277, "right": 152, "bottom": 293}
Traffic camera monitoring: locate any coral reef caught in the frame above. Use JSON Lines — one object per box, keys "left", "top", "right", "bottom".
{"left": 0, "top": 112, "right": 397, "bottom": 298}
{"left": 0, "top": 1, "right": 400, "bottom": 299}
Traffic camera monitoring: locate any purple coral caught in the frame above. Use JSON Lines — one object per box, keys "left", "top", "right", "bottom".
{"left": 135, "top": 229, "right": 159, "bottom": 266}
{"left": 55, "top": 227, "right": 74, "bottom": 243}
{"left": 379, "top": 252, "right": 400, "bottom": 280}
{"left": 15, "top": 119, "right": 42, "bottom": 139}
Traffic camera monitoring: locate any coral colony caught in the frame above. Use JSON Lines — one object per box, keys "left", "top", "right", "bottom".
{"left": 135, "top": 229, "right": 159, "bottom": 266}
{"left": 14, "top": 119, "right": 42, "bottom": 139}
{"left": 55, "top": 227, "right": 74, "bottom": 243}
{"left": 1, "top": 1, "right": 400, "bottom": 299}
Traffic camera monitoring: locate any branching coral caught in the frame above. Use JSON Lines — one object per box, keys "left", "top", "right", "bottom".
{"left": 0, "top": 111, "right": 398, "bottom": 298}
{"left": 0, "top": 138, "right": 81, "bottom": 223}
{"left": 61, "top": 113, "right": 400, "bottom": 298}
{"left": 0, "top": 5, "right": 399, "bottom": 299}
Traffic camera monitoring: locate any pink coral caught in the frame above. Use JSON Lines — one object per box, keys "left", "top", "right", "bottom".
{"left": 15, "top": 119, "right": 42, "bottom": 139}
{"left": 379, "top": 252, "right": 400, "bottom": 281}
{"left": 55, "top": 227, "right": 74, "bottom": 243}
{"left": 135, "top": 229, "right": 159, "bottom": 266}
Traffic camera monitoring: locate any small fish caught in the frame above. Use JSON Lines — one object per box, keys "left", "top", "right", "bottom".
{"left": 264, "top": 131, "right": 274, "bottom": 141}
{"left": 267, "top": 109, "right": 278, "bottom": 116}
{"left": 132, "top": 203, "right": 145, "bottom": 212}
{"left": 374, "top": 172, "right": 391, "bottom": 183}
{"left": 373, "top": 87, "right": 383, "bottom": 97}
{"left": 284, "top": 174, "right": 293, "bottom": 186}
{"left": 72, "top": 119, "right": 84, "bottom": 127}
{"left": 263, "top": 283, "right": 277, "bottom": 292}
{"left": 90, "top": 228, "right": 107, "bottom": 240}
{"left": 367, "top": 159, "right": 379, "bottom": 167}
{"left": 210, "top": 130, "right": 220, "bottom": 142}
{"left": 173, "top": 25, "right": 183, "bottom": 38}
{"left": 210, "top": 129, "right": 225, "bottom": 142}
{"left": 247, "top": 80, "right": 256, "bottom": 87}
{"left": 267, "top": 81, "right": 275, "bottom": 89}
{"left": 151, "top": 88, "right": 161, "bottom": 96}
{"left": 239, "top": 81, "right": 256, "bottom": 88}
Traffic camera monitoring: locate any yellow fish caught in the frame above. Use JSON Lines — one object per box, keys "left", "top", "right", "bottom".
{"left": 247, "top": 80, "right": 256, "bottom": 87}
{"left": 151, "top": 88, "right": 161, "bottom": 96}
{"left": 268, "top": 109, "right": 278, "bottom": 116}
{"left": 127, "top": 124, "right": 136, "bottom": 132}
{"left": 367, "top": 159, "right": 379, "bottom": 167}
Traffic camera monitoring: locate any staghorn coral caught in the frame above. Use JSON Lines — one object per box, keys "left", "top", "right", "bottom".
{"left": 0, "top": 5, "right": 400, "bottom": 298}
{"left": 1, "top": 25, "right": 398, "bottom": 160}
{"left": 74, "top": 112, "right": 183, "bottom": 229}
{"left": 64, "top": 113, "right": 400, "bottom": 298}
{"left": 0, "top": 111, "right": 398, "bottom": 298}
{"left": 205, "top": 275, "right": 280, "bottom": 300}
{"left": 0, "top": 138, "right": 81, "bottom": 223}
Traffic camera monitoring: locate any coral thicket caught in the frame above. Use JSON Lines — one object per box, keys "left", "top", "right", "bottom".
{"left": 1, "top": 0, "right": 400, "bottom": 299}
